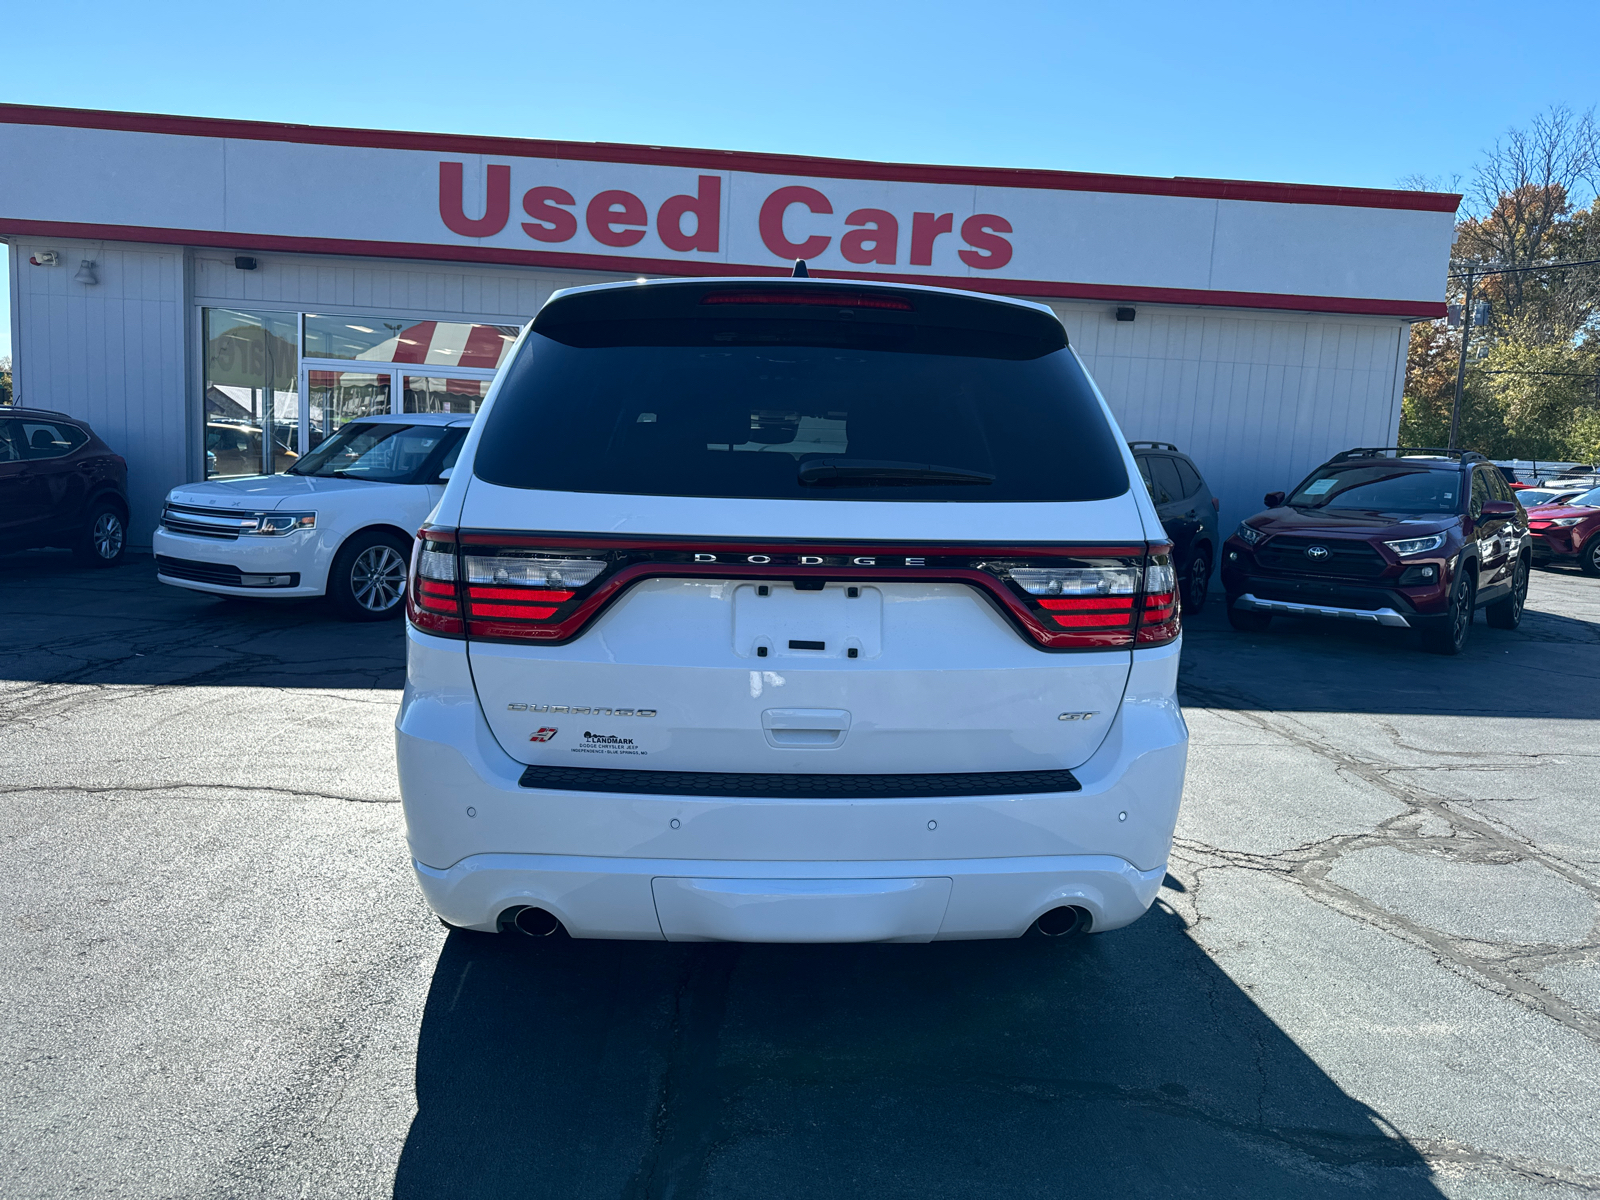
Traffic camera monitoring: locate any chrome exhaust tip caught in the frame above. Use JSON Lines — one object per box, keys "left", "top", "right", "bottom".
{"left": 1034, "top": 905, "right": 1091, "bottom": 938}
{"left": 499, "top": 905, "right": 564, "bottom": 938}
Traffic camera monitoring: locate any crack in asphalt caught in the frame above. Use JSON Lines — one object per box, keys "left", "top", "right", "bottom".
{"left": 0, "top": 782, "right": 395, "bottom": 805}
{"left": 1174, "top": 686, "right": 1600, "bottom": 1049}
{"left": 624, "top": 945, "right": 740, "bottom": 1200}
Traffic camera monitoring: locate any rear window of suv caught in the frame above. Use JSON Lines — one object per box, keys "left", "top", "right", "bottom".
{"left": 473, "top": 285, "right": 1129, "bottom": 504}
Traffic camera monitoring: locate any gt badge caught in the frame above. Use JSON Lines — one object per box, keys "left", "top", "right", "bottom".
{"left": 1058, "top": 712, "right": 1099, "bottom": 721}
{"left": 528, "top": 727, "right": 559, "bottom": 743}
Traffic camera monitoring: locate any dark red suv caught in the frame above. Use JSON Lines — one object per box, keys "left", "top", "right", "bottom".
{"left": 0, "top": 407, "right": 130, "bottom": 567}
{"left": 1220, "top": 448, "right": 1530, "bottom": 655}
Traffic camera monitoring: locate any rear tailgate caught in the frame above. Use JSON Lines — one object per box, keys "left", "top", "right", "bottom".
{"left": 455, "top": 484, "right": 1150, "bottom": 774}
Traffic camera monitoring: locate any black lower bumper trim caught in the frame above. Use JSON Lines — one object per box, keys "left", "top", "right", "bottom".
{"left": 156, "top": 555, "right": 300, "bottom": 588}
{"left": 516, "top": 764, "right": 1082, "bottom": 798}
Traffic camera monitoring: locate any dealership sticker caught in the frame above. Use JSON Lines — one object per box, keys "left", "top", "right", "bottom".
{"left": 572, "top": 730, "right": 648, "bottom": 757}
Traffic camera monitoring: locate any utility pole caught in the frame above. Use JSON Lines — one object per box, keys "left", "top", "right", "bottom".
{"left": 1449, "top": 267, "right": 1475, "bottom": 450}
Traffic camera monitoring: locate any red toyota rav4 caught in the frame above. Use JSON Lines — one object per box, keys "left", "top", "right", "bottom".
{"left": 1220, "top": 448, "right": 1530, "bottom": 655}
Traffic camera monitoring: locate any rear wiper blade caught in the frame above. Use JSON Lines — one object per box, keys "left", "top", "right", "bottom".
{"left": 797, "top": 458, "right": 995, "bottom": 487}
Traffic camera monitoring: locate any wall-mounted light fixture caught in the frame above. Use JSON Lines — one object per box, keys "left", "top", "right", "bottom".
{"left": 29, "top": 250, "right": 61, "bottom": 267}
{"left": 234, "top": 256, "right": 258, "bottom": 271}
{"left": 1115, "top": 306, "right": 1137, "bottom": 322}
{"left": 74, "top": 260, "right": 99, "bottom": 285}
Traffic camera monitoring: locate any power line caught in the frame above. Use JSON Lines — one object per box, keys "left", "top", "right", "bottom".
{"left": 1472, "top": 369, "right": 1599, "bottom": 377}
{"left": 1447, "top": 256, "right": 1600, "bottom": 279}
{"left": 1444, "top": 255, "right": 1600, "bottom": 445}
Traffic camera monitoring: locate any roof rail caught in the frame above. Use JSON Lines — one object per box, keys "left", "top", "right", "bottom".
{"left": 1331, "top": 446, "right": 1487, "bottom": 464}
{"left": 1128, "top": 441, "right": 1180, "bottom": 452}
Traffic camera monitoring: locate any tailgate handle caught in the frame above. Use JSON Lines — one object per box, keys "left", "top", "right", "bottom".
{"left": 762, "top": 708, "right": 850, "bottom": 749}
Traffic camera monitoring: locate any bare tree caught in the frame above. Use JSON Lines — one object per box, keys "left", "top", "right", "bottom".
{"left": 1397, "top": 171, "right": 1462, "bottom": 194}
{"left": 1455, "top": 104, "right": 1600, "bottom": 342}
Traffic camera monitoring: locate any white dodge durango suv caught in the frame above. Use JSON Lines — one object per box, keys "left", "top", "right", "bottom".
{"left": 397, "top": 278, "right": 1188, "bottom": 942}
{"left": 155, "top": 413, "right": 470, "bottom": 619}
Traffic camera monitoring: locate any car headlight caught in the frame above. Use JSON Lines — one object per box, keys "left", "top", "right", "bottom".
{"left": 1235, "top": 523, "right": 1263, "bottom": 545}
{"left": 249, "top": 511, "right": 316, "bottom": 536}
{"left": 1549, "top": 516, "right": 1586, "bottom": 527}
{"left": 1383, "top": 532, "right": 1446, "bottom": 556}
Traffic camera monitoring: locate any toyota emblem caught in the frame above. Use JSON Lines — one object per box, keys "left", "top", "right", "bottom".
{"left": 1305, "top": 545, "right": 1331, "bottom": 560}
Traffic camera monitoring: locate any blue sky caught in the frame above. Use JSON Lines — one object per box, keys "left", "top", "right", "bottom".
{"left": 3, "top": 0, "right": 1599, "bottom": 359}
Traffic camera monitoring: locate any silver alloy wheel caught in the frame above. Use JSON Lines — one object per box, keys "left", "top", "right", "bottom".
{"left": 1450, "top": 572, "right": 1472, "bottom": 648}
{"left": 1510, "top": 557, "right": 1528, "bottom": 622}
{"left": 1185, "top": 552, "right": 1210, "bottom": 613}
{"left": 93, "top": 512, "right": 124, "bottom": 560}
{"left": 351, "top": 545, "right": 408, "bottom": 612}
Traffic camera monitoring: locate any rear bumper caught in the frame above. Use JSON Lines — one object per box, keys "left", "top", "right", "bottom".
{"left": 396, "top": 629, "right": 1188, "bottom": 941}
{"left": 415, "top": 851, "right": 1166, "bottom": 941}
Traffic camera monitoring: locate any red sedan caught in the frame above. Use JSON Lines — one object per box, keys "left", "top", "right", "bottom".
{"left": 1526, "top": 486, "right": 1600, "bottom": 576}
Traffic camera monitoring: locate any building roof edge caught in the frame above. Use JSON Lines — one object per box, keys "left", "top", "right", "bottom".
{"left": 0, "top": 103, "right": 1464, "bottom": 214}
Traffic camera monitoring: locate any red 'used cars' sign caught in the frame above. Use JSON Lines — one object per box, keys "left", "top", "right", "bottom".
{"left": 439, "top": 163, "right": 1014, "bottom": 270}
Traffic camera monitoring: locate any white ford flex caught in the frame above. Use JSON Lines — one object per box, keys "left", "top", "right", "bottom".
{"left": 396, "top": 277, "right": 1188, "bottom": 943}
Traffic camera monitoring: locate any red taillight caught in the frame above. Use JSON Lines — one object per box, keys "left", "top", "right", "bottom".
{"left": 1135, "top": 549, "right": 1181, "bottom": 646}
{"left": 455, "top": 540, "right": 609, "bottom": 640}
{"left": 1037, "top": 596, "right": 1135, "bottom": 629}
{"left": 406, "top": 527, "right": 464, "bottom": 636}
{"left": 466, "top": 585, "right": 573, "bottom": 621}
{"left": 993, "top": 548, "right": 1178, "bottom": 648}
{"left": 466, "top": 585, "right": 575, "bottom": 619}
{"left": 431, "top": 536, "right": 1180, "bottom": 651}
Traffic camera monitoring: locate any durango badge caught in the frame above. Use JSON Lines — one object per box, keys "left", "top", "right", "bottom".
{"left": 528, "top": 727, "right": 558, "bottom": 742}
{"left": 508, "top": 703, "right": 657, "bottom": 716}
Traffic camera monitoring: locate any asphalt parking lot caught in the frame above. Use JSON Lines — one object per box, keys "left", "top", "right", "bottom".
{"left": 2, "top": 551, "right": 1598, "bottom": 1199}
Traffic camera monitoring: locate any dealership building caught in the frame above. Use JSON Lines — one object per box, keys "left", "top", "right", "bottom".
{"left": 1, "top": 104, "right": 1458, "bottom": 545}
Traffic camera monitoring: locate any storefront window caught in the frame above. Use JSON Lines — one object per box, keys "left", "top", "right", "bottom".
{"left": 200, "top": 309, "right": 514, "bottom": 477}
{"left": 203, "top": 308, "right": 299, "bottom": 478}
{"left": 306, "top": 371, "right": 392, "bottom": 451}
{"left": 304, "top": 315, "right": 518, "bottom": 369}
{"left": 404, "top": 375, "right": 492, "bottom": 414}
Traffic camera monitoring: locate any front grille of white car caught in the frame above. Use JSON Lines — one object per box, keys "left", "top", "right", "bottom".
{"left": 160, "top": 503, "right": 260, "bottom": 540}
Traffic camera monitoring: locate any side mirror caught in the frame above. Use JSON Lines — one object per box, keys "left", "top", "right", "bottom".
{"left": 1480, "top": 499, "right": 1515, "bottom": 517}
{"left": 437, "top": 466, "right": 454, "bottom": 483}
{"left": 1263, "top": 491, "right": 1286, "bottom": 508}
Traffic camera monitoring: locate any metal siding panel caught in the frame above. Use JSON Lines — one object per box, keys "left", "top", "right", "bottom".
{"left": 9, "top": 241, "right": 185, "bottom": 547}
{"left": 1383, "top": 323, "right": 1407, "bottom": 443}
{"left": 1024, "top": 305, "right": 1414, "bottom": 534}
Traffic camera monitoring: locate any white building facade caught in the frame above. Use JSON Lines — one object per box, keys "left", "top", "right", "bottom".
{"left": 0, "top": 105, "right": 1457, "bottom": 545}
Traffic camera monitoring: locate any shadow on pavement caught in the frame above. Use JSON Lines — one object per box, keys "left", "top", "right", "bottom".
{"left": 394, "top": 907, "right": 1442, "bottom": 1200}
{"left": 1179, "top": 572, "right": 1600, "bottom": 720}
{"left": 0, "top": 550, "right": 405, "bottom": 689}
